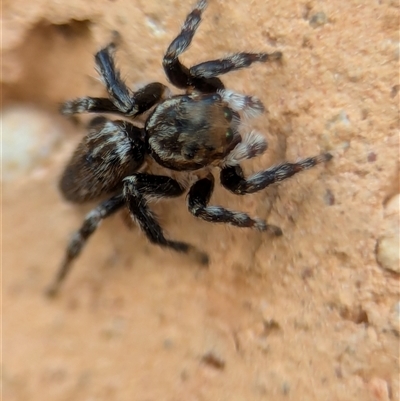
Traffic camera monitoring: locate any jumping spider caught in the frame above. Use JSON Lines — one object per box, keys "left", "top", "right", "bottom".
{"left": 46, "top": 0, "right": 332, "bottom": 296}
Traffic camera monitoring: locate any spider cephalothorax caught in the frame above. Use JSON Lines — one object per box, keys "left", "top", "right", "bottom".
{"left": 47, "top": 0, "right": 332, "bottom": 296}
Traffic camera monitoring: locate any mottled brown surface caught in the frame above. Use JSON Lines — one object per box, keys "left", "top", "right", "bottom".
{"left": 3, "top": 1, "right": 399, "bottom": 400}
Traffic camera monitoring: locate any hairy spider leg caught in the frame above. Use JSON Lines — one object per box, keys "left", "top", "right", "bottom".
{"left": 221, "top": 153, "right": 333, "bottom": 195}
{"left": 46, "top": 194, "right": 125, "bottom": 297}
{"left": 163, "top": 0, "right": 282, "bottom": 93}
{"left": 218, "top": 89, "right": 266, "bottom": 118}
{"left": 61, "top": 42, "right": 168, "bottom": 117}
{"left": 187, "top": 173, "right": 282, "bottom": 234}
{"left": 163, "top": 0, "right": 219, "bottom": 91}
{"left": 123, "top": 174, "right": 209, "bottom": 265}
{"left": 189, "top": 51, "right": 282, "bottom": 80}
{"left": 94, "top": 41, "right": 133, "bottom": 112}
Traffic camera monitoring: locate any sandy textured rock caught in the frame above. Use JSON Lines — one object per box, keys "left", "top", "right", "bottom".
{"left": 3, "top": 1, "right": 399, "bottom": 400}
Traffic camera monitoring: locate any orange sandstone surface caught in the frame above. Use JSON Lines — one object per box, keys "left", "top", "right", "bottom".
{"left": 3, "top": 1, "right": 399, "bottom": 400}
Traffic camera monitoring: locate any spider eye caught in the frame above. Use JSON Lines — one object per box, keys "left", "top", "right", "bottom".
{"left": 183, "top": 144, "right": 199, "bottom": 160}
{"left": 225, "top": 128, "right": 234, "bottom": 143}
{"left": 223, "top": 107, "right": 233, "bottom": 122}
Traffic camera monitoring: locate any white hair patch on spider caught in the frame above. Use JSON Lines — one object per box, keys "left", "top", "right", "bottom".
{"left": 222, "top": 130, "right": 267, "bottom": 166}
{"left": 61, "top": 98, "right": 96, "bottom": 115}
{"left": 218, "top": 89, "right": 265, "bottom": 119}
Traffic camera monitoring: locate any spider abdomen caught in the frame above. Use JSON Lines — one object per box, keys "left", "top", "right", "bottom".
{"left": 60, "top": 120, "right": 145, "bottom": 203}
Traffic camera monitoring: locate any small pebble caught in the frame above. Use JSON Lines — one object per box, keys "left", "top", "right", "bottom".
{"left": 309, "top": 12, "right": 328, "bottom": 28}
{"left": 324, "top": 189, "right": 335, "bottom": 205}
{"left": 377, "top": 235, "right": 400, "bottom": 273}
{"left": 368, "top": 377, "right": 390, "bottom": 401}
{"left": 367, "top": 152, "right": 377, "bottom": 163}
{"left": 390, "top": 85, "right": 399, "bottom": 98}
{"left": 200, "top": 352, "right": 225, "bottom": 370}
{"left": 376, "top": 194, "right": 400, "bottom": 273}
{"left": 282, "top": 381, "right": 291, "bottom": 395}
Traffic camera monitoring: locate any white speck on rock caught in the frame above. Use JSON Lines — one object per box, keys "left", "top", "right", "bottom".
{"left": 376, "top": 194, "right": 400, "bottom": 273}
{"left": 145, "top": 16, "right": 165, "bottom": 37}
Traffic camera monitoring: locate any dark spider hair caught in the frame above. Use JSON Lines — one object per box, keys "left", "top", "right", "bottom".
{"left": 46, "top": 0, "right": 332, "bottom": 296}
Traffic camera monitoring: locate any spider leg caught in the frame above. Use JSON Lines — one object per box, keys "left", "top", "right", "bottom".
{"left": 61, "top": 82, "right": 168, "bottom": 118}
{"left": 220, "top": 153, "right": 333, "bottom": 195}
{"left": 190, "top": 51, "right": 282, "bottom": 80}
{"left": 61, "top": 97, "right": 122, "bottom": 116}
{"left": 163, "top": 0, "right": 224, "bottom": 92}
{"left": 123, "top": 174, "right": 209, "bottom": 265}
{"left": 187, "top": 173, "right": 282, "bottom": 234}
{"left": 124, "top": 173, "right": 185, "bottom": 198}
{"left": 218, "top": 89, "right": 266, "bottom": 119}
{"left": 46, "top": 194, "right": 125, "bottom": 297}
{"left": 222, "top": 130, "right": 268, "bottom": 167}
{"left": 95, "top": 43, "right": 170, "bottom": 115}
{"left": 163, "top": 0, "right": 281, "bottom": 93}
{"left": 94, "top": 41, "right": 132, "bottom": 113}
{"left": 61, "top": 40, "right": 168, "bottom": 117}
